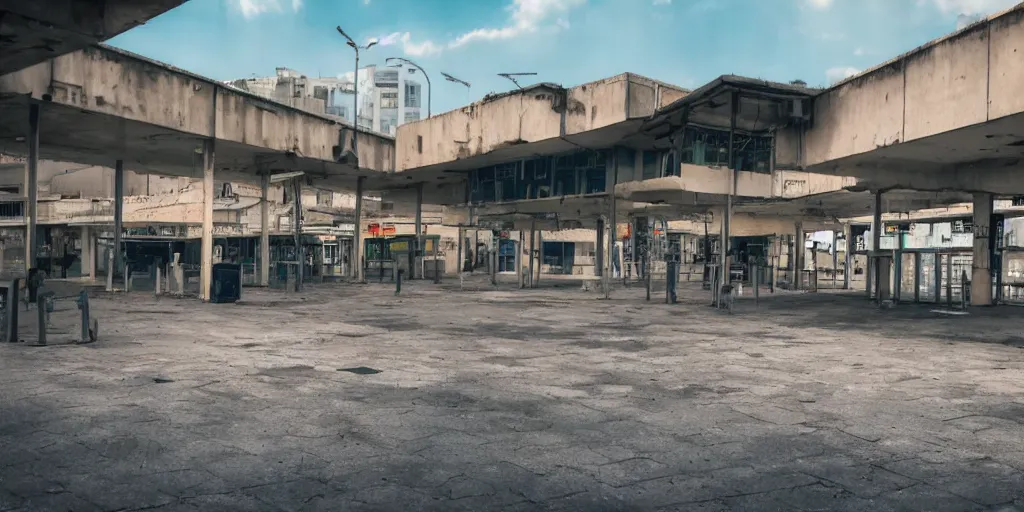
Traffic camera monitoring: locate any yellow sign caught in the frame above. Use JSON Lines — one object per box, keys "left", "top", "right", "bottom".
{"left": 390, "top": 241, "right": 409, "bottom": 253}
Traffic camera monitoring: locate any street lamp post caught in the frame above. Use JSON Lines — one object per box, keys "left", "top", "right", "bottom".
{"left": 386, "top": 57, "right": 431, "bottom": 119}
{"left": 441, "top": 72, "right": 471, "bottom": 90}
{"left": 335, "top": 26, "right": 376, "bottom": 168}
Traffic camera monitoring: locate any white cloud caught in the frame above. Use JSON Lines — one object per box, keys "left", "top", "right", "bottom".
{"left": 826, "top": 66, "right": 860, "bottom": 83}
{"left": 922, "top": 0, "right": 1018, "bottom": 15}
{"left": 653, "top": 0, "right": 671, "bottom": 5}
{"left": 376, "top": 31, "right": 443, "bottom": 57}
{"left": 234, "top": 0, "right": 302, "bottom": 18}
{"left": 449, "top": 0, "right": 586, "bottom": 48}
{"left": 806, "top": 0, "right": 833, "bottom": 8}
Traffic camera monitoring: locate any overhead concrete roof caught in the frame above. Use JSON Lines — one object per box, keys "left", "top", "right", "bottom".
{"left": 0, "top": 43, "right": 395, "bottom": 193}
{"left": 0, "top": 0, "right": 188, "bottom": 75}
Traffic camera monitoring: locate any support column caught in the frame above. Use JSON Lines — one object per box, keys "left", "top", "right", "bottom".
{"left": 722, "top": 91, "right": 739, "bottom": 286}
{"left": 595, "top": 218, "right": 605, "bottom": 278}
{"left": 113, "top": 159, "right": 124, "bottom": 284}
{"left": 25, "top": 103, "right": 39, "bottom": 272}
{"left": 260, "top": 170, "right": 270, "bottom": 287}
{"left": 971, "top": 192, "right": 994, "bottom": 306}
{"left": 199, "top": 140, "right": 215, "bottom": 301}
{"left": 354, "top": 177, "right": 365, "bottom": 283}
{"left": 869, "top": 190, "right": 882, "bottom": 301}
{"left": 293, "top": 177, "right": 303, "bottom": 292}
{"left": 414, "top": 183, "right": 423, "bottom": 280}
{"left": 528, "top": 220, "right": 536, "bottom": 289}
{"left": 536, "top": 230, "right": 543, "bottom": 288}
{"left": 80, "top": 226, "right": 92, "bottom": 278}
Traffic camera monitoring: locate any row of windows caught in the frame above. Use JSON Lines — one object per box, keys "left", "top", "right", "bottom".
{"left": 468, "top": 151, "right": 608, "bottom": 204}
{"left": 464, "top": 129, "right": 774, "bottom": 205}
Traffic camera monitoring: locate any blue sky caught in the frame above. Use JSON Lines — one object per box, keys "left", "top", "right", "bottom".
{"left": 109, "top": 0, "right": 1020, "bottom": 115}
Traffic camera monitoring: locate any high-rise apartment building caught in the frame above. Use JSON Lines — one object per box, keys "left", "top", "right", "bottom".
{"left": 227, "top": 65, "right": 424, "bottom": 136}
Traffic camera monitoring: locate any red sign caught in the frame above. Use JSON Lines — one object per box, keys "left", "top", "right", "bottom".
{"left": 382, "top": 225, "right": 396, "bottom": 235}
{"left": 368, "top": 223, "right": 381, "bottom": 236}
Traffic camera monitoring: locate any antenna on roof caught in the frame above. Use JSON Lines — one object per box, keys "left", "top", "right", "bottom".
{"left": 498, "top": 72, "right": 537, "bottom": 90}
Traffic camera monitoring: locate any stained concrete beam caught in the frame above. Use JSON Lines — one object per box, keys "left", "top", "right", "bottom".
{"left": 0, "top": 44, "right": 395, "bottom": 191}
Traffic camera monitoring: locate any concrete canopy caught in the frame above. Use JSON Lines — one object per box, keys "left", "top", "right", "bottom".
{"left": 0, "top": 0, "right": 188, "bottom": 75}
{"left": 779, "top": 3, "right": 1024, "bottom": 195}
{"left": 733, "top": 189, "right": 972, "bottom": 221}
{"left": 0, "top": 44, "right": 394, "bottom": 191}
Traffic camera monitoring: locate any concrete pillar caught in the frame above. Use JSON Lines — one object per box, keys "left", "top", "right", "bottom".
{"left": 80, "top": 226, "right": 92, "bottom": 278}
{"left": 113, "top": 159, "right": 124, "bottom": 282}
{"left": 354, "top": 177, "right": 364, "bottom": 283}
{"left": 536, "top": 230, "right": 543, "bottom": 288}
{"left": 971, "top": 192, "right": 994, "bottom": 306}
{"left": 293, "top": 177, "right": 303, "bottom": 292}
{"left": 25, "top": 103, "right": 39, "bottom": 272}
{"left": 199, "top": 140, "right": 215, "bottom": 301}
{"left": 457, "top": 226, "right": 464, "bottom": 278}
{"left": 414, "top": 183, "right": 423, "bottom": 280}
{"left": 528, "top": 220, "right": 536, "bottom": 289}
{"left": 260, "top": 171, "right": 270, "bottom": 287}
{"left": 595, "top": 218, "right": 605, "bottom": 278}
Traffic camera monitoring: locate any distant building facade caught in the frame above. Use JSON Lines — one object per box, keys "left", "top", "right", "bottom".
{"left": 226, "top": 65, "right": 424, "bottom": 136}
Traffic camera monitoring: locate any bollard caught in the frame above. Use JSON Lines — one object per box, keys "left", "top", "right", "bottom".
{"left": 753, "top": 264, "right": 760, "bottom": 306}
{"left": 155, "top": 267, "right": 162, "bottom": 296}
{"left": 77, "top": 290, "right": 92, "bottom": 343}
{"left": 395, "top": 269, "right": 402, "bottom": 296}
{"left": 35, "top": 289, "right": 54, "bottom": 346}
{"left": 2, "top": 278, "right": 19, "bottom": 343}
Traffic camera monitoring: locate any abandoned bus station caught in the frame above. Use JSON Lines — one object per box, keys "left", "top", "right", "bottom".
{"left": 2, "top": 0, "right": 1024, "bottom": 510}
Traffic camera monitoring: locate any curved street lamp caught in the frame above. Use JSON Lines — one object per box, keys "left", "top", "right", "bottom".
{"left": 441, "top": 72, "right": 471, "bottom": 90}
{"left": 385, "top": 57, "right": 431, "bottom": 119}
{"left": 336, "top": 25, "right": 377, "bottom": 166}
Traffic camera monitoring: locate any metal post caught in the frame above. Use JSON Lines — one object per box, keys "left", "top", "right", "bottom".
{"left": 457, "top": 226, "right": 464, "bottom": 283}
{"left": 354, "top": 176, "right": 365, "bottom": 283}
{"left": 414, "top": 183, "right": 423, "bottom": 280}
{"left": 200, "top": 140, "right": 215, "bottom": 301}
{"left": 517, "top": 230, "right": 525, "bottom": 289}
{"left": 723, "top": 91, "right": 739, "bottom": 288}
{"left": 528, "top": 220, "right": 536, "bottom": 289}
{"left": 293, "top": 177, "right": 303, "bottom": 292}
{"left": 395, "top": 268, "right": 402, "bottom": 295}
{"left": 606, "top": 158, "right": 618, "bottom": 299}
{"left": 25, "top": 104, "right": 39, "bottom": 273}
{"left": 754, "top": 258, "right": 760, "bottom": 306}
{"left": 870, "top": 190, "right": 882, "bottom": 301}
{"left": 433, "top": 236, "right": 440, "bottom": 284}
{"left": 843, "top": 224, "right": 853, "bottom": 290}
{"left": 113, "top": 159, "right": 124, "bottom": 286}
{"left": 260, "top": 170, "right": 270, "bottom": 287}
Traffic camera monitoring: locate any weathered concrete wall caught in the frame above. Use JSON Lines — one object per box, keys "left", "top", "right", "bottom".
{"left": 0, "top": 45, "right": 395, "bottom": 172}
{"left": 396, "top": 74, "right": 687, "bottom": 172}
{"left": 669, "top": 211, "right": 837, "bottom": 237}
{"left": 772, "top": 171, "right": 856, "bottom": 198}
{"left": 795, "top": 6, "right": 1024, "bottom": 167}
{"left": 618, "top": 166, "right": 851, "bottom": 200}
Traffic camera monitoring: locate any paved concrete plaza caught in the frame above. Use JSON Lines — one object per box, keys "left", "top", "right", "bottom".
{"left": 1, "top": 280, "right": 1024, "bottom": 511}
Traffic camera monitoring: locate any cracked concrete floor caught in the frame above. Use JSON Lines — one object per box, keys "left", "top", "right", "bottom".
{"left": 2, "top": 279, "right": 1024, "bottom": 511}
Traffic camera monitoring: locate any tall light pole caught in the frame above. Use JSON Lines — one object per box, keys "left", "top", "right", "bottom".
{"left": 498, "top": 72, "right": 537, "bottom": 90}
{"left": 441, "top": 72, "right": 471, "bottom": 89}
{"left": 386, "top": 57, "right": 431, "bottom": 119}
{"left": 336, "top": 26, "right": 376, "bottom": 168}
